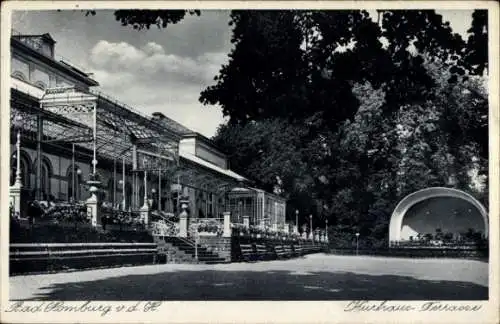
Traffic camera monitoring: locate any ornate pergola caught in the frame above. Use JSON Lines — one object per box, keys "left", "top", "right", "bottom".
{"left": 10, "top": 85, "right": 250, "bottom": 217}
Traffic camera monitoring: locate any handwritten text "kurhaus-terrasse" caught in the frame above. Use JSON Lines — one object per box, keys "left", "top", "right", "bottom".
{"left": 345, "top": 301, "right": 482, "bottom": 312}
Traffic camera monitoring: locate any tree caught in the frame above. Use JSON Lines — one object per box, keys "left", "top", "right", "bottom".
{"left": 93, "top": 9, "right": 488, "bottom": 246}
{"left": 200, "top": 11, "right": 308, "bottom": 124}
{"left": 463, "top": 10, "right": 488, "bottom": 75}
{"left": 113, "top": 10, "right": 200, "bottom": 30}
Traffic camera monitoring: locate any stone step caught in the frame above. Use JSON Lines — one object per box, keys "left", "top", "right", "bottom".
{"left": 157, "top": 237, "right": 226, "bottom": 264}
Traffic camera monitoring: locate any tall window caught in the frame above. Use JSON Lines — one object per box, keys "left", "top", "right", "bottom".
{"left": 139, "top": 186, "right": 145, "bottom": 207}
{"left": 67, "top": 166, "right": 82, "bottom": 202}
{"left": 208, "top": 193, "right": 213, "bottom": 217}
{"left": 41, "top": 162, "right": 51, "bottom": 199}
{"left": 108, "top": 178, "right": 115, "bottom": 204}
{"left": 33, "top": 157, "right": 52, "bottom": 200}
{"left": 125, "top": 182, "right": 132, "bottom": 210}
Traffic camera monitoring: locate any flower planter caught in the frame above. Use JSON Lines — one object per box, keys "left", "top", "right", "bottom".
{"left": 198, "top": 232, "right": 218, "bottom": 237}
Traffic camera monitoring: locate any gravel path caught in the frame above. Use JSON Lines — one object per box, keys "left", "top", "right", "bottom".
{"left": 10, "top": 254, "right": 488, "bottom": 300}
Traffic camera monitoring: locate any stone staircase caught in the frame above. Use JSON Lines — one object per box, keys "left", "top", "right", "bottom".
{"left": 155, "top": 237, "right": 227, "bottom": 264}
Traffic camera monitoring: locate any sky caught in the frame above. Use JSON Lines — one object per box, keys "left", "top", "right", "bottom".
{"left": 11, "top": 10, "right": 473, "bottom": 138}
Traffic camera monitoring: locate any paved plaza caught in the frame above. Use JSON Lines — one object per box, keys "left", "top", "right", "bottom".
{"left": 10, "top": 254, "right": 488, "bottom": 300}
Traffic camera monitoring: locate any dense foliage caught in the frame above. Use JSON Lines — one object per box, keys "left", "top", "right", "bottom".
{"left": 104, "top": 9, "right": 489, "bottom": 247}
{"left": 200, "top": 10, "right": 489, "bottom": 246}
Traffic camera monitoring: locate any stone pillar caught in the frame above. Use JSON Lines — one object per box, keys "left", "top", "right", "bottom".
{"left": 140, "top": 203, "right": 150, "bottom": 226}
{"left": 284, "top": 224, "right": 289, "bottom": 234}
{"left": 86, "top": 184, "right": 101, "bottom": 228}
{"left": 10, "top": 185, "right": 21, "bottom": 216}
{"left": 10, "top": 130, "right": 23, "bottom": 215}
{"left": 293, "top": 225, "right": 298, "bottom": 234}
{"left": 242, "top": 215, "right": 250, "bottom": 228}
{"left": 223, "top": 211, "right": 231, "bottom": 238}
{"left": 179, "top": 202, "right": 188, "bottom": 238}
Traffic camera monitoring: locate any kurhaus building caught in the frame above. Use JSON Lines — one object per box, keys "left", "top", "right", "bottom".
{"left": 9, "top": 31, "right": 287, "bottom": 230}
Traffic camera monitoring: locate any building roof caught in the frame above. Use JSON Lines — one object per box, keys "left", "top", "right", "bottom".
{"left": 12, "top": 33, "right": 56, "bottom": 44}
{"left": 151, "top": 112, "right": 193, "bottom": 135}
{"left": 179, "top": 151, "right": 248, "bottom": 183}
{"left": 11, "top": 35, "right": 99, "bottom": 87}
{"left": 181, "top": 131, "right": 228, "bottom": 156}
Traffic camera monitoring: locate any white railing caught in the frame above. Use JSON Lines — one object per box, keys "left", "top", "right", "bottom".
{"left": 188, "top": 218, "right": 224, "bottom": 237}
{"left": 149, "top": 217, "right": 179, "bottom": 237}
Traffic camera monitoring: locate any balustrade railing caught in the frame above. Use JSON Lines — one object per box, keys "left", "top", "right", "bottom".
{"left": 100, "top": 206, "right": 144, "bottom": 230}
{"left": 188, "top": 218, "right": 224, "bottom": 237}
{"left": 32, "top": 201, "right": 89, "bottom": 225}
{"left": 149, "top": 218, "right": 180, "bottom": 237}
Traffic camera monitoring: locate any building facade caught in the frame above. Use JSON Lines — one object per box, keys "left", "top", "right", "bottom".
{"left": 9, "top": 31, "right": 287, "bottom": 229}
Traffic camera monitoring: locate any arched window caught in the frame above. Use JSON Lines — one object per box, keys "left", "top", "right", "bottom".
{"left": 41, "top": 160, "right": 52, "bottom": 199}
{"left": 12, "top": 71, "right": 27, "bottom": 82}
{"left": 67, "top": 165, "right": 83, "bottom": 202}
{"left": 125, "top": 182, "right": 132, "bottom": 210}
{"left": 34, "top": 81, "right": 47, "bottom": 90}
{"left": 107, "top": 178, "right": 116, "bottom": 205}
{"left": 139, "top": 186, "right": 145, "bottom": 207}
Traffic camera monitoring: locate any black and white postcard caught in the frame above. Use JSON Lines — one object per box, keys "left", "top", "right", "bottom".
{"left": 1, "top": 1, "right": 498, "bottom": 323}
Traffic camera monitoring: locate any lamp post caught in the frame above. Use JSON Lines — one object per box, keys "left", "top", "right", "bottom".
{"left": 355, "top": 232, "right": 360, "bottom": 255}
{"left": 142, "top": 157, "right": 148, "bottom": 208}
{"left": 309, "top": 214, "right": 313, "bottom": 242}
{"left": 238, "top": 200, "right": 242, "bottom": 223}
{"left": 75, "top": 168, "right": 81, "bottom": 201}
{"left": 118, "top": 179, "right": 124, "bottom": 210}
{"left": 325, "top": 219, "right": 329, "bottom": 243}
{"left": 122, "top": 157, "right": 126, "bottom": 210}
{"left": 295, "top": 209, "right": 299, "bottom": 230}
{"left": 13, "top": 115, "right": 23, "bottom": 187}
{"left": 151, "top": 188, "right": 156, "bottom": 209}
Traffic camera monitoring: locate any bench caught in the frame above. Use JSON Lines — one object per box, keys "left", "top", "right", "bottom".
{"left": 291, "top": 244, "right": 301, "bottom": 256}
{"left": 283, "top": 244, "right": 293, "bottom": 257}
{"left": 274, "top": 245, "right": 288, "bottom": 259}
{"left": 239, "top": 243, "right": 254, "bottom": 262}
{"left": 255, "top": 244, "right": 268, "bottom": 261}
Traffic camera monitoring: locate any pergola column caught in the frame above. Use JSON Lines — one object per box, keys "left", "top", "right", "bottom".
{"left": 121, "top": 157, "right": 126, "bottom": 211}
{"left": 140, "top": 157, "right": 150, "bottom": 226}
{"left": 10, "top": 126, "right": 23, "bottom": 216}
{"left": 223, "top": 211, "right": 231, "bottom": 237}
{"left": 35, "top": 114, "right": 43, "bottom": 200}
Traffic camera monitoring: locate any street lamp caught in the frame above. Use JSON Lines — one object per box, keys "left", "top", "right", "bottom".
{"left": 309, "top": 214, "right": 313, "bottom": 242}
{"left": 142, "top": 157, "right": 148, "bottom": 208}
{"left": 13, "top": 114, "right": 23, "bottom": 187}
{"left": 325, "top": 219, "right": 329, "bottom": 243}
{"left": 74, "top": 168, "right": 82, "bottom": 201}
{"left": 295, "top": 209, "right": 299, "bottom": 230}
{"left": 151, "top": 188, "right": 156, "bottom": 209}
{"left": 238, "top": 200, "right": 242, "bottom": 223}
{"left": 121, "top": 157, "right": 126, "bottom": 210}
{"left": 355, "top": 232, "right": 360, "bottom": 255}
